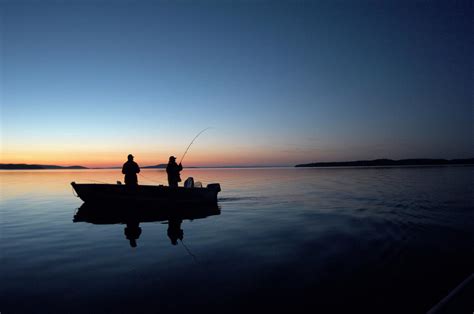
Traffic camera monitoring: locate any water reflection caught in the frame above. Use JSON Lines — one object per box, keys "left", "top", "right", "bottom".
{"left": 73, "top": 202, "right": 220, "bottom": 247}
{"left": 124, "top": 220, "right": 141, "bottom": 247}
{"left": 167, "top": 218, "right": 183, "bottom": 245}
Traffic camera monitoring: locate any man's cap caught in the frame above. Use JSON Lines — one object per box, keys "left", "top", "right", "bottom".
{"left": 128, "top": 154, "right": 134, "bottom": 158}
{"left": 169, "top": 156, "right": 176, "bottom": 160}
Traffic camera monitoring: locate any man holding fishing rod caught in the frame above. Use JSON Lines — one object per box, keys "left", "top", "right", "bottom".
{"left": 166, "top": 127, "right": 211, "bottom": 187}
{"left": 166, "top": 156, "right": 183, "bottom": 187}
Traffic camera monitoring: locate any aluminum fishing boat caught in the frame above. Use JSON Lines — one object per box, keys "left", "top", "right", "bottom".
{"left": 71, "top": 181, "right": 221, "bottom": 205}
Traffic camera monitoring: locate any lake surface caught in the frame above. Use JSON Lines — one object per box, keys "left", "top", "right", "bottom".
{"left": 1, "top": 167, "right": 473, "bottom": 313}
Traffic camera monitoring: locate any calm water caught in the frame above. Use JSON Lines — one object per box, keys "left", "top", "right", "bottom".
{"left": 1, "top": 167, "right": 473, "bottom": 313}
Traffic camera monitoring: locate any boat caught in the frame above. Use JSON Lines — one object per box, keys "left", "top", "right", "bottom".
{"left": 71, "top": 181, "right": 221, "bottom": 205}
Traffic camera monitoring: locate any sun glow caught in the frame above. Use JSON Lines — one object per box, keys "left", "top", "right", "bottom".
{"left": 1, "top": 143, "right": 303, "bottom": 168}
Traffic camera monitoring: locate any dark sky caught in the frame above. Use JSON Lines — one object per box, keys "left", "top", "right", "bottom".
{"left": 1, "top": 0, "right": 472, "bottom": 166}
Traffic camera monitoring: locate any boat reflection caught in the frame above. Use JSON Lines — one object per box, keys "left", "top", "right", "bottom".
{"left": 73, "top": 202, "right": 220, "bottom": 247}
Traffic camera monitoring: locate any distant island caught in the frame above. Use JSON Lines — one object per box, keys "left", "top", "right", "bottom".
{"left": 0, "top": 163, "right": 185, "bottom": 170}
{"left": 0, "top": 164, "right": 88, "bottom": 170}
{"left": 295, "top": 158, "right": 474, "bottom": 168}
{"left": 142, "top": 164, "right": 167, "bottom": 169}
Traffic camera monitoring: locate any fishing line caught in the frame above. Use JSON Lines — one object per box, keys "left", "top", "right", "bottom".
{"left": 180, "top": 239, "right": 199, "bottom": 264}
{"left": 179, "top": 127, "right": 212, "bottom": 165}
{"left": 138, "top": 173, "right": 162, "bottom": 184}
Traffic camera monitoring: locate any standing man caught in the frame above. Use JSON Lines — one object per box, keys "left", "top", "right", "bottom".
{"left": 166, "top": 156, "right": 183, "bottom": 187}
{"left": 122, "top": 154, "right": 140, "bottom": 186}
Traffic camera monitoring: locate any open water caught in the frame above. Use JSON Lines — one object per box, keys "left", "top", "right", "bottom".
{"left": 1, "top": 167, "right": 473, "bottom": 313}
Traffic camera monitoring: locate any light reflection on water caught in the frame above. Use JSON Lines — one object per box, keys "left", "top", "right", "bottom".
{"left": 1, "top": 167, "right": 473, "bottom": 313}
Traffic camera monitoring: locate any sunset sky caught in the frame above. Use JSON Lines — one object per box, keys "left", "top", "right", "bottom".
{"left": 1, "top": 0, "right": 472, "bottom": 167}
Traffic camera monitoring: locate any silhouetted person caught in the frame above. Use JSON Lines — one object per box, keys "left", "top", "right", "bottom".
{"left": 166, "top": 156, "right": 182, "bottom": 187}
{"left": 124, "top": 221, "right": 142, "bottom": 248}
{"left": 122, "top": 154, "right": 140, "bottom": 186}
{"left": 167, "top": 218, "right": 183, "bottom": 245}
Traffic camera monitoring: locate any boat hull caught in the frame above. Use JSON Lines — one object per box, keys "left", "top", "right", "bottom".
{"left": 71, "top": 182, "right": 221, "bottom": 205}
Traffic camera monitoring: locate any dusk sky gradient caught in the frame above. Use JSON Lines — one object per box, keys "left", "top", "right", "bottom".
{"left": 1, "top": 0, "right": 472, "bottom": 167}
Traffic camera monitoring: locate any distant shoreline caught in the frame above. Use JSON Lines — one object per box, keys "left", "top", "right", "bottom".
{"left": 2, "top": 158, "right": 474, "bottom": 170}
{"left": 295, "top": 158, "right": 474, "bottom": 168}
{"left": 0, "top": 164, "right": 88, "bottom": 170}
{"left": 0, "top": 164, "right": 287, "bottom": 170}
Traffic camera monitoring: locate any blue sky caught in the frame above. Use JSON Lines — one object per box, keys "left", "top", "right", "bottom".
{"left": 1, "top": 0, "right": 472, "bottom": 166}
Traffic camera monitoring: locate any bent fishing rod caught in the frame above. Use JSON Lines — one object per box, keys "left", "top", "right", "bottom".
{"left": 179, "top": 127, "right": 212, "bottom": 164}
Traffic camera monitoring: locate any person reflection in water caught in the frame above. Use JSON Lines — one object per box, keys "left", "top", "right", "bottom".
{"left": 122, "top": 154, "right": 140, "bottom": 186}
{"left": 166, "top": 156, "right": 182, "bottom": 187}
{"left": 124, "top": 221, "right": 142, "bottom": 248}
{"left": 167, "top": 219, "right": 183, "bottom": 245}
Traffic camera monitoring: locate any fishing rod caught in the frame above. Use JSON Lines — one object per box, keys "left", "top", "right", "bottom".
{"left": 179, "top": 127, "right": 212, "bottom": 165}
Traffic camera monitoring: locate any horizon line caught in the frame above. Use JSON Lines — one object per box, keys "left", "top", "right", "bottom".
{"left": 2, "top": 157, "right": 474, "bottom": 169}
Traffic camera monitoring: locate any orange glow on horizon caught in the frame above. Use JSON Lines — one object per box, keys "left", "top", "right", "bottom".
{"left": 1, "top": 149, "right": 302, "bottom": 168}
